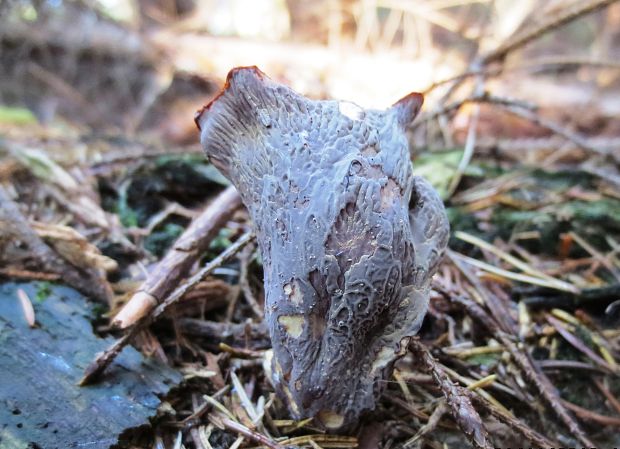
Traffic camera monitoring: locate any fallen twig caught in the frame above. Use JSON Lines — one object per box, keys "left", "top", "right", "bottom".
{"left": 211, "top": 414, "right": 286, "bottom": 449}
{"left": 401, "top": 401, "right": 448, "bottom": 448}
{"left": 498, "top": 103, "right": 612, "bottom": 160}
{"left": 423, "top": 56, "right": 620, "bottom": 94}
{"left": 421, "top": 0, "right": 619, "bottom": 130}
{"left": 237, "top": 241, "right": 263, "bottom": 319}
{"left": 561, "top": 400, "right": 620, "bottom": 427}
{"left": 447, "top": 293, "right": 596, "bottom": 448}
{"left": 113, "top": 185, "right": 242, "bottom": 328}
{"left": 469, "top": 393, "right": 558, "bottom": 448}
{"left": 409, "top": 338, "right": 494, "bottom": 449}
{"left": 412, "top": 92, "right": 537, "bottom": 130}
{"left": 177, "top": 318, "right": 269, "bottom": 347}
{"left": 546, "top": 315, "right": 616, "bottom": 373}
{"left": 80, "top": 232, "right": 255, "bottom": 385}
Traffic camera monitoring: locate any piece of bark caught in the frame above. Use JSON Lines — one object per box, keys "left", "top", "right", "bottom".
{"left": 31, "top": 220, "right": 118, "bottom": 273}
{"left": 0, "top": 186, "right": 112, "bottom": 303}
{"left": 197, "top": 67, "right": 450, "bottom": 428}
{"left": 113, "top": 185, "right": 242, "bottom": 328}
{"left": 0, "top": 281, "right": 182, "bottom": 449}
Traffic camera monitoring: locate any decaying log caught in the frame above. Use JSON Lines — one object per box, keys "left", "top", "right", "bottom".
{"left": 0, "top": 281, "right": 181, "bottom": 449}
{"left": 196, "top": 67, "right": 449, "bottom": 428}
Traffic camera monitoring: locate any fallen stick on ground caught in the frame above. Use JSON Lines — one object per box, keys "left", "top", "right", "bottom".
{"left": 113, "top": 185, "right": 242, "bottom": 328}
{"left": 446, "top": 292, "right": 596, "bottom": 448}
{"left": 409, "top": 338, "right": 493, "bottom": 449}
{"left": 81, "top": 231, "right": 255, "bottom": 385}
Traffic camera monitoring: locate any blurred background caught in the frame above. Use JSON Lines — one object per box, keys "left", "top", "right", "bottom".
{"left": 2, "top": 0, "right": 619, "bottom": 142}
{"left": 1, "top": 1, "right": 620, "bottom": 448}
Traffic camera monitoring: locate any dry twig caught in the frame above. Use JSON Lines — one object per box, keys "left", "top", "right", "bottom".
{"left": 80, "top": 232, "right": 255, "bottom": 385}
{"left": 212, "top": 415, "right": 287, "bottom": 449}
{"left": 480, "top": 0, "right": 620, "bottom": 65}
{"left": 447, "top": 293, "right": 596, "bottom": 448}
{"left": 469, "top": 393, "right": 558, "bottom": 448}
{"left": 113, "top": 185, "right": 242, "bottom": 328}
{"left": 409, "top": 338, "right": 493, "bottom": 449}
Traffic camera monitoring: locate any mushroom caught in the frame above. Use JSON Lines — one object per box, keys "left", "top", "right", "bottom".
{"left": 196, "top": 67, "right": 449, "bottom": 428}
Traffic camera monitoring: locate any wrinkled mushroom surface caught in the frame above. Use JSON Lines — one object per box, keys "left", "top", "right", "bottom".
{"left": 196, "top": 66, "right": 449, "bottom": 428}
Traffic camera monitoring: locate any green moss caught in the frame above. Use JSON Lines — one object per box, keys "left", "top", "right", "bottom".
{"left": 490, "top": 199, "right": 620, "bottom": 253}
{"left": 208, "top": 228, "right": 234, "bottom": 254}
{"left": 413, "top": 149, "right": 487, "bottom": 199}
{"left": 34, "top": 281, "right": 52, "bottom": 303}
{"left": 153, "top": 155, "right": 230, "bottom": 187}
{"left": 464, "top": 352, "right": 501, "bottom": 368}
{"left": 0, "top": 105, "right": 37, "bottom": 124}
{"left": 144, "top": 223, "right": 185, "bottom": 257}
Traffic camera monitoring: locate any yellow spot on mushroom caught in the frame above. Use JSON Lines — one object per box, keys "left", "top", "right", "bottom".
{"left": 278, "top": 314, "right": 304, "bottom": 338}
{"left": 283, "top": 280, "right": 303, "bottom": 305}
{"left": 317, "top": 409, "right": 345, "bottom": 429}
{"left": 371, "top": 346, "right": 395, "bottom": 375}
{"left": 380, "top": 178, "right": 400, "bottom": 211}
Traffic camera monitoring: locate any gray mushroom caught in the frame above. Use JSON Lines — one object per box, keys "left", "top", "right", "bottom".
{"left": 196, "top": 66, "right": 449, "bottom": 429}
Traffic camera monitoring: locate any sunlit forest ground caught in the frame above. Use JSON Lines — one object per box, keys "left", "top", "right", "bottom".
{"left": 1, "top": 1, "right": 620, "bottom": 448}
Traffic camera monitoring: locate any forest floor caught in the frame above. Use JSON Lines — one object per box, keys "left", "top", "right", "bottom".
{"left": 1, "top": 1, "right": 620, "bottom": 448}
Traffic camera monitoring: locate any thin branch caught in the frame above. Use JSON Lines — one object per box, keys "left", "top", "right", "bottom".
{"left": 409, "top": 338, "right": 494, "bottom": 449}
{"left": 113, "top": 185, "right": 242, "bottom": 328}
{"left": 215, "top": 415, "right": 287, "bottom": 449}
{"left": 80, "top": 232, "right": 255, "bottom": 385}
{"left": 561, "top": 400, "right": 620, "bottom": 427}
{"left": 412, "top": 92, "right": 537, "bottom": 130}
{"left": 422, "top": 0, "right": 618, "bottom": 102}
{"left": 480, "top": 0, "right": 620, "bottom": 65}
{"left": 446, "top": 292, "right": 596, "bottom": 448}
{"left": 237, "top": 241, "right": 263, "bottom": 319}
{"left": 497, "top": 104, "right": 612, "bottom": 160}
{"left": 423, "top": 56, "right": 620, "bottom": 95}
{"left": 469, "top": 394, "right": 558, "bottom": 448}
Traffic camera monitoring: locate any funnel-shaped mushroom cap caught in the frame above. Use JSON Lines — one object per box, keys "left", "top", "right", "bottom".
{"left": 197, "top": 67, "right": 449, "bottom": 428}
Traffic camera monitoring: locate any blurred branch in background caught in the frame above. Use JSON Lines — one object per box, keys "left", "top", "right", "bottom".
{"left": 2, "top": 0, "right": 618, "bottom": 130}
